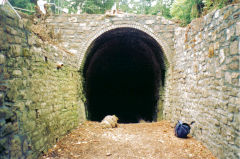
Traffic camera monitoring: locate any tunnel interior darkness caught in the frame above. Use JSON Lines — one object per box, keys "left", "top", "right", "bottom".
{"left": 83, "top": 28, "right": 166, "bottom": 123}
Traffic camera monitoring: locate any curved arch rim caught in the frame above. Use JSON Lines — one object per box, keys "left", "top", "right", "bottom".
{"left": 78, "top": 22, "right": 173, "bottom": 69}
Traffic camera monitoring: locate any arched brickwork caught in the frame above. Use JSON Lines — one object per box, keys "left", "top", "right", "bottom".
{"left": 79, "top": 22, "right": 173, "bottom": 69}
{"left": 81, "top": 26, "right": 168, "bottom": 122}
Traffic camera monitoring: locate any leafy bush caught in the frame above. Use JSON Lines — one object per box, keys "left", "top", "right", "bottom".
{"left": 170, "top": 0, "right": 204, "bottom": 26}
{"left": 148, "top": 1, "right": 172, "bottom": 18}
{"left": 202, "top": 0, "right": 233, "bottom": 11}
{"left": 9, "top": 0, "right": 35, "bottom": 13}
{"left": 170, "top": 0, "right": 234, "bottom": 26}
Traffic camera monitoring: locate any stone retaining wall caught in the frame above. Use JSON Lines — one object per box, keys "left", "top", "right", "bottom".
{"left": 0, "top": 6, "right": 86, "bottom": 158}
{"left": 164, "top": 4, "right": 240, "bottom": 159}
{"left": 0, "top": 3, "right": 239, "bottom": 159}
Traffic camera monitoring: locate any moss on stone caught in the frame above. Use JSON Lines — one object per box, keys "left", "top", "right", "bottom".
{"left": 22, "top": 48, "right": 31, "bottom": 57}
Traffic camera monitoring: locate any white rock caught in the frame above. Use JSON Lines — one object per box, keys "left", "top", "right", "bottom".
{"left": 13, "top": 70, "right": 22, "bottom": 76}
{"left": 145, "top": 20, "right": 155, "bottom": 25}
{"left": 0, "top": 54, "right": 5, "bottom": 64}
{"left": 219, "top": 49, "right": 225, "bottom": 64}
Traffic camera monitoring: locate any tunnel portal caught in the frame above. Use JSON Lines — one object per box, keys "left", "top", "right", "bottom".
{"left": 83, "top": 28, "right": 166, "bottom": 123}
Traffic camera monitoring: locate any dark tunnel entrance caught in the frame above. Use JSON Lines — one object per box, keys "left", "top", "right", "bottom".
{"left": 83, "top": 28, "right": 166, "bottom": 123}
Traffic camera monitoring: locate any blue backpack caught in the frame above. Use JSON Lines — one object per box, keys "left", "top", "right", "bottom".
{"left": 175, "top": 121, "right": 195, "bottom": 138}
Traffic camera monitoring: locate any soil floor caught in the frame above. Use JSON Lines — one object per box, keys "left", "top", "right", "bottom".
{"left": 40, "top": 121, "right": 216, "bottom": 159}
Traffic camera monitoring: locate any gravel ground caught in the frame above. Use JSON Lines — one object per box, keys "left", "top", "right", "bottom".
{"left": 40, "top": 121, "right": 216, "bottom": 159}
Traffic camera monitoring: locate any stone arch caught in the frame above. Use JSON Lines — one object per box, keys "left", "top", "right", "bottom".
{"left": 80, "top": 22, "right": 172, "bottom": 122}
{"left": 79, "top": 21, "right": 173, "bottom": 69}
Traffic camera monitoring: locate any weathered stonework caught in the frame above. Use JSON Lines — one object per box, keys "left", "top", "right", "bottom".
{"left": 0, "top": 6, "right": 86, "bottom": 159}
{"left": 164, "top": 4, "right": 240, "bottom": 159}
{"left": 46, "top": 13, "right": 177, "bottom": 123}
{"left": 0, "top": 3, "right": 239, "bottom": 159}
{"left": 46, "top": 14, "right": 177, "bottom": 67}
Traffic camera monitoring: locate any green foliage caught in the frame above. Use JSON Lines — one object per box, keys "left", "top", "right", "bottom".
{"left": 170, "top": 0, "right": 204, "bottom": 26}
{"left": 83, "top": 0, "right": 114, "bottom": 14}
{"left": 202, "top": 0, "right": 233, "bottom": 11}
{"left": 142, "top": 0, "right": 153, "bottom": 14}
{"left": 49, "top": 0, "right": 75, "bottom": 14}
{"left": 70, "top": 0, "right": 114, "bottom": 14}
{"left": 119, "top": 0, "right": 164, "bottom": 15}
{"left": 118, "top": 0, "right": 131, "bottom": 13}
{"left": 148, "top": 0, "right": 173, "bottom": 18}
{"left": 9, "top": 0, "right": 35, "bottom": 13}
{"left": 68, "top": 0, "right": 85, "bottom": 13}
{"left": 119, "top": 0, "right": 145, "bottom": 14}
{"left": 169, "top": 0, "right": 233, "bottom": 26}
{"left": 68, "top": 0, "right": 154, "bottom": 15}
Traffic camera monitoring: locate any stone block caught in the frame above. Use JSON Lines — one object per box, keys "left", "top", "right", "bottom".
{"left": 214, "top": 41, "right": 219, "bottom": 50}
{"left": 9, "top": 135, "right": 22, "bottom": 158}
{"left": 14, "top": 36, "right": 22, "bottom": 44}
{"left": 12, "top": 70, "right": 22, "bottom": 77}
{"left": 219, "top": 49, "right": 225, "bottom": 64}
{"left": 0, "top": 54, "right": 6, "bottom": 64}
{"left": 228, "top": 60, "right": 239, "bottom": 70}
{"left": 224, "top": 10, "right": 232, "bottom": 20}
{"left": 0, "top": 122, "right": 18, "bottom": 136}
{"left": 231, "top": 72, "right": 239, "bottom": 79}
{"left": 226, "top": 27, "right": 234, "bottom": 40}
{"left": 9, "top": 45, "right": 21, "bottom": 57}
{"left": 68, "top": 17, "right": 77, "bottom": 23}
{"left": 82, "top": 26, "right": 91, "bottom": 31}
{"left": 64, "top": 29, "right": 76, "bottom": 35}
{"left": 215, "top": 68, "right": 222, "bottom": 78}
{"left": 23, "top": 120, "right": 36, "bottom": 132}
{"left": 89, "top": 21, "right": 98, "bottom": 27}
{"left": 0, "top": 106, "right": 13, "bottom": 119}
{"left": 22, "top": 139, "right": 29, "bottom": 154}
{"left": 225, "top": 71, "right": 239, "bottom": 85}
{"left": 214, "top": 10, "right": 220, "bottom": 18}
{"left": 145, "top": 19, "right": 155, "bottom": 25}
{"left": 231, "top": 73, "right": 240, "bottom": 86}
{"left": 208, "top": 45, "right": 214, "bottom": 58}
{"left": 227, "top": 113, "right": 234, "bottom": 122}
{"left": 28, "top": 35, "right": 36, "bottom": 46}
{"left": 22, "top": 48, "right": 32, "bottom": 57}
{"left": 5, "top": 26, "right": 18, "bottom": 35}
{"left": 6, "top": 87, "right": 18, "bottom": 102}
{"left": 230, "top": 40, "right": 238, "bottom": 55}
{"left": 33, "top": 138, "right": 45, "bottom": 151}
{"left": 227, "top": 105, "right": 236, "bottom": 113}
{"left": 0, "top": 137, "right": 8, "bottom": 154}
{"left": 79, "top": 23, "right": 86, "bottom": 27}
{"left": 153, "top": 25, "right": 160, "bottom": 31}
{"left": 163, "top": 33, "right": 173, "bottom": 38}
{"left": 236, "top": 22, "right": 240, "bottom": 36}
{"left": 166, "top": 25, "right": 175, "bottom": 31}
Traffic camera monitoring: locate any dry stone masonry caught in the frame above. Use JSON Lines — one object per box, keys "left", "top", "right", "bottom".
{"left": 164, "top": 4, "right": 240, "bottom": 159}
{"left": 0, "top": 6, "right": 85, "bottom": 159}
{"left": 0, "top": 3, "right": 239, "bottom": 159}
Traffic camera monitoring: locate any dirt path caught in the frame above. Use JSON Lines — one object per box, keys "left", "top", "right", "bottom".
{"left": 41, "top": 121, "right": 216, "bottom": 159}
